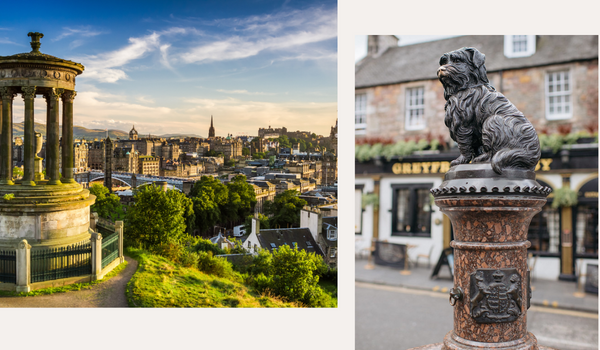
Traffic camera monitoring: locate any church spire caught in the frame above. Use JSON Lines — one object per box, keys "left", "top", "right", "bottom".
{"left": 208, "top": 115, "right": 215, "bottom": 138}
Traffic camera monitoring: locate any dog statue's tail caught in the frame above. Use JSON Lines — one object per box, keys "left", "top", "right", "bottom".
{"left": 483, "top": 115, "right": 541, "bottom": 174}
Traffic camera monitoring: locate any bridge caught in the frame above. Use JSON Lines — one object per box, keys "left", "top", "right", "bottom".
{"left": 75, "top": 170, "right": 197, "bottom": 192}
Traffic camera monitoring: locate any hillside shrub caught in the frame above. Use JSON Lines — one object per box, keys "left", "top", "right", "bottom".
{"left": 197, "top": 251, "right": 238, "bottom": 281}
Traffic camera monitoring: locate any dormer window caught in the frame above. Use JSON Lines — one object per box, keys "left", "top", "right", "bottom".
{"left": 327, "top": 229, "right": 337, "bottom": 240}
{"left": 504, "top": 35, "right": 536, "bottom": 58}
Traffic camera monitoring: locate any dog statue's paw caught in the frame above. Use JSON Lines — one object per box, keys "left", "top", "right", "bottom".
{"left": 450, "top": 155, "right": 471, "bottom": 167}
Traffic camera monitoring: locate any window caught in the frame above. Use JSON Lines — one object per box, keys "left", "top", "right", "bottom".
{"left": 546, "top": 70, "right": 572, "bottom": 120}
{"left": 330, "top": 247, "right": 337, "bottom": 258}
{"left": 504, "top": 35, "right": 536, "bottom": 58}
{"left": 405, "top": 87, "right": 425, "bottom": 130}
{"left": 391, "top": 184, "right": 432, "bottom": 237}
{"left": 527, "top": 205, "right": 560, "bottom": 255}
{"left": 355, "top": 93, "right": 367, "bottom": 135}
{"left": 327, "top": 229, "right": 337, "bottom": 240}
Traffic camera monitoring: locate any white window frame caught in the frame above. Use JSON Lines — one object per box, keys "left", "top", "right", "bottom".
{"left": 545, "top": 70, "right": 572, "bottom": 120}
{"left": 405, "top": 87, "right": 425, "bottom": 131}
{"left": 504, "top": 35, "right": 536, "bottom": 58}
{"left": 355, "top": 93, "right": 367, "bottom": 135}
{"left": 327, "top": 229, "right": 337, "bottom": 240}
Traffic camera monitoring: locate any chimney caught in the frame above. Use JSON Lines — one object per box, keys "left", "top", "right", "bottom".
{"left": 367, "top": 35, "right": 399, "bottom": 58}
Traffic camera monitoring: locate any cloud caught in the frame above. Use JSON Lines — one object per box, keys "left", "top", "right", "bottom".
{"left": 76, "top": 32, "right": 162, "bottom": 83}
{"left": 216, "top": 89, "right": 276, "bottom": 96}
{"left": 178, "top": 7, "right": 337, "bottom": 64}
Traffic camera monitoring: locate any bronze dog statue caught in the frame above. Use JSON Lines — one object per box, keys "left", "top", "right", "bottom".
{"left": 437, "top": 47, "right": 540, "bottom": 174}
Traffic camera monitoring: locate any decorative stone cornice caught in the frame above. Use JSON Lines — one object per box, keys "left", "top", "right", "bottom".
{"left": 61, "top": 90, "right": 77, "bottom": 103}
{"left": 21, "top": 86, "right": 36, "bottom": 100}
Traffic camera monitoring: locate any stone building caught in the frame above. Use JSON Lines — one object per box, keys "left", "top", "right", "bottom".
{"left": 355, "top": 35, "right": 598, "bottom": 282}
{"left": 138, "top": 155, "right": 160, "bottom": 176}
{"left": 249, "top": 180, "right": 276, "bottom": 214}
{"left": 211, "top": 137, "right": 243, "bottom": 160}
{"left": 129, "top": 125, "right": 138, "bottom": 140}
{"left": 73, "top": 141, "right": 89, "bottom": 173}
{"left": 258, "top": 126, "right": 287, "bottom": 139}
{"left": 112, "top": 145, "right": 138, "bottom": 173}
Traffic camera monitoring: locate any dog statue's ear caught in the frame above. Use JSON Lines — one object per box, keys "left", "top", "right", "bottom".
{"left": 465, "top": 47, "right": 485, "bottom": 68}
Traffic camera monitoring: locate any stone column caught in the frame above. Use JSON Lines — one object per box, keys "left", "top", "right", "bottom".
{"left": 90, "top": 211, "right": 98, "bottom": 231}
{"left": 91, "top": 231, "right": 103, "bottom": 280}
{"left": 116, "top": 220, "right": 125, "bottom": 263}
{"left": 21, "top": 86, "right": 37, "bottom": 186}
{"left": 0, "top": 87, "right": 16, "bottom": 185}
{"left": 61, "top": 90, "right": 76, "bottom": 183}
{"left": 16, "top": 239, "right": 31, "bottom": 293}
{"left": 45, "top": 88, "right": 63, "bottom": 185}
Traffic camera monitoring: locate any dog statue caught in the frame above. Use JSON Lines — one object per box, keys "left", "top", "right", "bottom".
{"left": 437, "top": 47, "right": 541, "bottom": 174}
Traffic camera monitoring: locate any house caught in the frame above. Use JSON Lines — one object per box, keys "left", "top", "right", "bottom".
{"left": 355, "top": 35, "right": 598, "bottom": 282}
{"left": 301, "top": 207, "right": 337, "bottom": 268}
{"left": 244, "top": 215, "right": 323, "bottom": 257}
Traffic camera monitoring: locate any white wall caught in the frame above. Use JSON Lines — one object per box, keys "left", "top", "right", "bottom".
{"left": 355, "top": 178, "right": 374, "bottom": 255}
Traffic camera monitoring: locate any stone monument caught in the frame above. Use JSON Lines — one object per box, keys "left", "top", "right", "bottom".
{"left": 409, "top": 48, "right": 555, "bottom": 349}
{"left": 0, "top": 32, "right": 95, "bottom": 249}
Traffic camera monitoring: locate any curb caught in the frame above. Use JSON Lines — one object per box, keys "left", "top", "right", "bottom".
{"left": 355, "top": 279, "right": 598, "bottom": 315}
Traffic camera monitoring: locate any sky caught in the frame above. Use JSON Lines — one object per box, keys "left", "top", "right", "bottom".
{"left": 355, "top": 35, "right": 462, "bottom": 62}
{"left": 0, "top": 0, "right": 337, "bottom": 137}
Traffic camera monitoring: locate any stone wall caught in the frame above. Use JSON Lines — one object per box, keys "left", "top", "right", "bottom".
{"left": 357, "top": 59, "right": 598, "bottom": 142}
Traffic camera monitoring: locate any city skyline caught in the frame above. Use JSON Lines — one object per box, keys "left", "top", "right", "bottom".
{"left": 0, "top": 0, "right": 337, "bottom": 137}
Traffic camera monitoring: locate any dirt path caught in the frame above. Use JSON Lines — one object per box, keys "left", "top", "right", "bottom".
{"left": 0, "top": 256, "right": 138, "bottom": 308}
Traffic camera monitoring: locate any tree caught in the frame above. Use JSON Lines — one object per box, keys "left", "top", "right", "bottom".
{"left": 189, "top": 176, "right": 228, "bottom": 234}
{"left": 263, "top": 190, "right": 307, "bottom": 228}
{"left": 311, "top": 133, "right": 317, "bottom": 140}
{"left": 277, "top": 135, "right": 291, "bottom": 148}
{"left": 270, "top": 245, "right": 320, "bottom": 303}
{"left": 243, "top": 213, "right": 270, "bottom": 234}
{"left": 242, "top": 147, "right": 250, "bottom": 156}
{"left": 125, "top": 185, "right": 193, "bottom": 247}
{"left": 222, "top": 175, "right": 257, "bottom": 225}
{"left": 89, "top": 184, "right": 125, "bottom": 221}
{"left": 252, "top": 152, "right": 266, "bottom": 159}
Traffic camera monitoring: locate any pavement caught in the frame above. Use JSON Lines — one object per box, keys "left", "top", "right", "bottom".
{"left": 355, "top": 257, "right": 598, "bottom": 314}
{"left": 0, "top": 256, "right": 137, "bottom": 308}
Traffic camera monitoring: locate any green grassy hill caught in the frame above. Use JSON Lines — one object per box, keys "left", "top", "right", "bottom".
{"left": 125, "top": 248, "right": 298, "bottom": 308}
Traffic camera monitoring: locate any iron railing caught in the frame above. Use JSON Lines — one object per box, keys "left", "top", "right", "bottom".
{"left": 0, "top": 249, "right": 16, "bottom": 284}
{"left": 30, "top": 242, "right": 92, "bottom": 283}
{"left": 101, "top": 232, "right": 119, "bottom": 269}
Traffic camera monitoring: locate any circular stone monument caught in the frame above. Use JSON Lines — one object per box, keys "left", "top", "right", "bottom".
{"left": 0, "top": 32, "right": 95, "bottom": 249}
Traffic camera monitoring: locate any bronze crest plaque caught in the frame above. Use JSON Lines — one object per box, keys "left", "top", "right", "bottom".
{"left": 470, "top": 268, "right": 522, "bottom": 323}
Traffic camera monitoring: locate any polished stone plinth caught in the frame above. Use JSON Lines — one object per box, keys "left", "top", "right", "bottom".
{"left": 409, "top": 163, "right": 555, "bottom": 350}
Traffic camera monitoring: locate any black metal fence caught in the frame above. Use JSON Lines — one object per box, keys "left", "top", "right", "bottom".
{"left": 0, "top": 249, "right": 16, "bottom": 284}
{"left": 30, "top": 241, "right": 92, "bottom": 283}
{"left": 101, "top": 232, "right": 119, "bottom": 269}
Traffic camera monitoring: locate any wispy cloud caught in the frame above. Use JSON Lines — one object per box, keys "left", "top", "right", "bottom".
{"left": 0, "top": 37, "right": 21, "bottom": 45}
{"left": 54, "top": 27, "right": 107, "bottom": 49}
{"left": 216, "top": 89, "right": 276, "bottom": 96}
{"left": 179, "top": 7, "right": 337, "bottom": 64}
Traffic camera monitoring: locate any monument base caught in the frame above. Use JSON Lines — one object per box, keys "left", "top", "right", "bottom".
{"left": 408, "top": 331, "right": 557, "bottom": 350}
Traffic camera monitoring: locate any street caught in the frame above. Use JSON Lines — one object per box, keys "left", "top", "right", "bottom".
{"left": 356, "top": 281, "right": 599, "bottom": 350}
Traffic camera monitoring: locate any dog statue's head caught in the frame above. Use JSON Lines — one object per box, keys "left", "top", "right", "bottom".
{"left": 437, "top": 47, "right": 493, "bottom": 100}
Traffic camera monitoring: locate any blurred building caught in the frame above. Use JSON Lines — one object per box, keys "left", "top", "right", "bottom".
{"left": 355, "top": 35, "right": 598, "bottom": 282}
